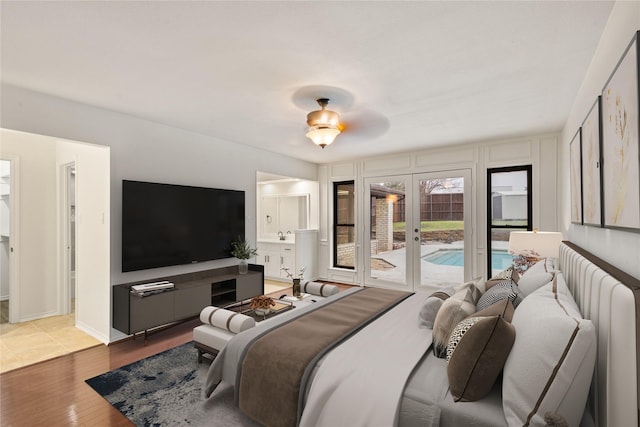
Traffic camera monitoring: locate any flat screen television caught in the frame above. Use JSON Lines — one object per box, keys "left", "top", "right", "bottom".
{"left": 122, "top": 180, "right": 245, "bottom": 272}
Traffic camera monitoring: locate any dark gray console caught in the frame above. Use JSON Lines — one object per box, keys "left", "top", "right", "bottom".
{"left": 113, "top": 264, "right": 264, "bottom": 336}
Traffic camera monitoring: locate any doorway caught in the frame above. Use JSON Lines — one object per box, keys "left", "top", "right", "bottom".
{"left": 61, "top": 163, "right": 76, "bottom": 316}
{"left": 0, "top": 156, "right": 19, "bottom": 324}
{"left": 364, "top": 169, "right": 472, "bottom": 292}
{"left": 1, "top": 160, "right": 11, "bottom": 323}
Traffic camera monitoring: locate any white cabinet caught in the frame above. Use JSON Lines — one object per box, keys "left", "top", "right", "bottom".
{"left": 295, "top": 229, "right": 318, "bottom": 281}
{"left": 257, "top": 230, "right": 318, "bottom": 282}
{"left": 257, "top": 242, "right": 295, "bottom": 280}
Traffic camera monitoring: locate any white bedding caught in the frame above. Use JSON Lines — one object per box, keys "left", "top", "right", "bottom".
{"left": 300, "top": 293, "right": 433, "bottom": 427}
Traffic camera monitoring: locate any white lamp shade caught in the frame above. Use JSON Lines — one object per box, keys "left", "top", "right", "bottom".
{"left": 306, "top": 127, "right": 340, "bottom": 147}
{"left": 508, "top": 231, "right": 563, "bottom": 258}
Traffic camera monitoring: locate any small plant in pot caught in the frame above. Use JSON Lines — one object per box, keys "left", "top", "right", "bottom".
{"left": 230, "top": 237, "right": 258, "bottom": 274}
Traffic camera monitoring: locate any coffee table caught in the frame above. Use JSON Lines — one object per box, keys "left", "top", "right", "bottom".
{"left": 241, "top": 299, "right": 294, "bottom": 321}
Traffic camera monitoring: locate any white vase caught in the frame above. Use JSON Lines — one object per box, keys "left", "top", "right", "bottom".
{"left": 238, "top": 259, "right": 248, "bottom": 274}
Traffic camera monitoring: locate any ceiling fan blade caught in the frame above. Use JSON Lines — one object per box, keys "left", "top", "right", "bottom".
{"left": 340, "top": 109, "right": 390, "bottom": 141}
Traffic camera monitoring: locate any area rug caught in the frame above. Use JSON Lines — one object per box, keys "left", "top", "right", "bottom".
{"left": 85, "top": 342, "right": 260, "bottom": 426}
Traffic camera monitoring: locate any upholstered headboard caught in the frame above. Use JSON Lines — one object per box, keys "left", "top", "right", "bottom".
{"left": 559, "top": 242, "right": 639, "bottom": 427}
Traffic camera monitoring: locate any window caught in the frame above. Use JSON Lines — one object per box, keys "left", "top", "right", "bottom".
{"left": 487, "top": 166, "right": 532, "bottom": 276}
{"left": 334, "top": 181, "right": 355, "bottom": 269}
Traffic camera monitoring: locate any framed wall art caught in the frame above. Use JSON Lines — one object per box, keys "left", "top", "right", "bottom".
{"left": 570, "top": 128, "right": 583, "bottom": 225}
{"left": 601, "top": 31, "right": 640, "bottom": 231}
{"left": 581, "top": 96, "right": 603, "bottom": 227}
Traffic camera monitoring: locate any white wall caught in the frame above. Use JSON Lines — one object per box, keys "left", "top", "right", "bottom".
{"left": 560, "top": 1, "right": 640, "bottom": 277}
{"left": 321, "top": 134, "right": 559, "bottom": 285}
{"left": 56, "top": 139, "right": 110, "bottom": 342}
{"left": 0, "top": 130, "right": 58, "bottom": 320}
{"left": 1, "top": 83, "right": 318, "bottom": 341}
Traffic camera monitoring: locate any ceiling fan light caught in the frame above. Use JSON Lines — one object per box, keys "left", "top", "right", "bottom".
{"left": 306, "top": 127, "right": 340, "bottom": 148}
{"left": 305, "top": 98, "right": 342, "bottom": 148}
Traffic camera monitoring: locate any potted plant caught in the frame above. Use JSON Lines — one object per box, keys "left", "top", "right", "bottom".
{"left": 230, "top": 237, "right": 258, "bottom": 274}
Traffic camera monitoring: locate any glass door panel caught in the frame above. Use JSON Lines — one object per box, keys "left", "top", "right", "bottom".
{"left": 364, "top": 176, "right": 414, "bottom": 290}
{"left": 364, "top": 170, "right": 471, "bottom": 292}
{"left": 414, "top": 170, "right": 471, "bottom": 291}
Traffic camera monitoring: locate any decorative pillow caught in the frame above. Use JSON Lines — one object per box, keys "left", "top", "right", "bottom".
{"left": 446, "top": 314, "right": 516, "bottom": 401}
{"left": 418, "top": 287, "right": 455, "bottom": 329}
{"left": 520, "top": 257, "right": 555, "bottom": 276}
{"left": 456, "top": 276, "right": 487, "bottom": 294}
{"left": 517, "top": 270, "right": 554, "bottom": 296}
{"left": 502, "top": 278, "right": 596, "bottom": 427}
{"left": 473, "top": 298, "right": 514, "bottom": 322}
{"left": 199, "top": 306, "right": 255, "bottom": 333}
{"left": 476, "top": 280, "right": 524, "bottom": 311}
{"left": 432, "top": 284, "right": 481, "bottom": 358}
{"left": 486, "top": 267, "right": 519, "bottom": 289}
{"left": 301, "top": 281, "right": 339, "bottom": 297}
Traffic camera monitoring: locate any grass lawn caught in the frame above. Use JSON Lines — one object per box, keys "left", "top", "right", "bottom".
{"left": 393, "top": 220, "right": 464, "bottom": 232}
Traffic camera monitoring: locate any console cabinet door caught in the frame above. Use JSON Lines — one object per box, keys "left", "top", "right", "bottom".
{"left": 236, "top": 274, "right": 263, "bottom": 301}
{"left": 130, "top": 291, "right": 174, "bottom": 333}
{"left": 174, "top": 283, "right": 210, "bottom": 319}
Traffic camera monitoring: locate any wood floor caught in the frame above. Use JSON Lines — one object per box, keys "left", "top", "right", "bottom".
{"left": 0, "top": 282, "right": 354, "bottom": 426}
{"left": 1, "top": 316, "right": 199, "bottom": 426}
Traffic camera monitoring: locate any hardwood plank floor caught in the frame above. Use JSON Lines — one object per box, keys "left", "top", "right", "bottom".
{"left": 1, "top": 317, "right": 199, "bottom": 427}
{"left": 0, "top": 283, "right": 355, "bottom": 426}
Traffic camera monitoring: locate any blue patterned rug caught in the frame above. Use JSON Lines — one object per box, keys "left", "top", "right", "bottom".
{"left": 85, "top": 342, "right": 259, "bottom": 426}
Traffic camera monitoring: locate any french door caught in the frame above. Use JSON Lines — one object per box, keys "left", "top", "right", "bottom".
{"left": 364, "top": 169, "right": 471, "bottom": 292}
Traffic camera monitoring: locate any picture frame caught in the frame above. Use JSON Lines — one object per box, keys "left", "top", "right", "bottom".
{"left": 601, "top": 31, "right": 640, "bottom": 231}
{"left": 569, "top": 128, "right": 583, "bottom": 225}
{"left": 581, "top": 96, "right": 603, "bottom": 227}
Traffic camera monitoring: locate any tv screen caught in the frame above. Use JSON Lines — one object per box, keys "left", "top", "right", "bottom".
{"left": 122, "top": 180, "right": 245, "bottom": 272}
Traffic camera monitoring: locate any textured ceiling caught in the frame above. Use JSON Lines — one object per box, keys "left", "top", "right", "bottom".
{"left": 1, "top": 1, "right": 614, "bottom": 164}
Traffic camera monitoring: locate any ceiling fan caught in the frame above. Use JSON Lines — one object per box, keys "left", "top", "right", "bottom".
{"left": 294, "top": 86, "right": 390, "bottom": 149}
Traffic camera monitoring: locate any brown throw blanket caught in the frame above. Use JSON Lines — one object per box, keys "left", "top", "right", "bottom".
{"left": 238, "top": 287, "right": 412, "bottom": 427}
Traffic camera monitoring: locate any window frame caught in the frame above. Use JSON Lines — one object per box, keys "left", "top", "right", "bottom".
{"left": 333, "top": 180, "right": 355, "bottom": 270}
{"left": 486, "top": 165, "right": 532, "bottom": 275}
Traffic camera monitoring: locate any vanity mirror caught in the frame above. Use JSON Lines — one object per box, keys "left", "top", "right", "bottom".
{"left": 261, "top": 194, "right": 309, "bottom": 238}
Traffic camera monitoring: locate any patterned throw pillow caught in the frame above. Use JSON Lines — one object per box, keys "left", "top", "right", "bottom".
{"left": 446, "top": 317, "right": 482, "bottom": 362}
{"left": 486, "top": 267, "right": 520, "bottom": 290}
{"left": 476, "top": 280, "right": 524, "bottom": 311}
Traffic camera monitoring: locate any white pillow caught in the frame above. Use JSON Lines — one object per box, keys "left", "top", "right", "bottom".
{"left": 520, "top": 258, "right": 550, "bottom": 277}
{"left": 301, "top": 281, "right": 339, "bottom": 297}
{"left": 517, "top": 271, "right": 554, "bottom": 296}
{"left": 502, "top": 278, "right": 596, "bottom": 427}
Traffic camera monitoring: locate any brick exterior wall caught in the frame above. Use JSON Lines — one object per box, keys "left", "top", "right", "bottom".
{"left": 376, "top": 198, "right": 393, "bottom": 252}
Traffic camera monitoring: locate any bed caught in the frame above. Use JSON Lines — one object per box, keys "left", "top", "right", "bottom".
{"left": 204, "top": 242, "right": 639, "bottom": 427}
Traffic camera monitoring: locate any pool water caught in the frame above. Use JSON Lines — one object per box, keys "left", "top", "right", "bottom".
{"left": 423, "top": 249, "right": 514, "bottom": 271}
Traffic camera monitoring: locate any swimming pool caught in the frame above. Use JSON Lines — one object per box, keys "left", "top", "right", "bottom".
{"left": 423, "top": 249, "right": 514, "bottom": 271}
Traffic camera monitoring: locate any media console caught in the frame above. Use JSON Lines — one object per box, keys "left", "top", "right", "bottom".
{"left": 113, "top": 264, "right": 264, "bottom": 337}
